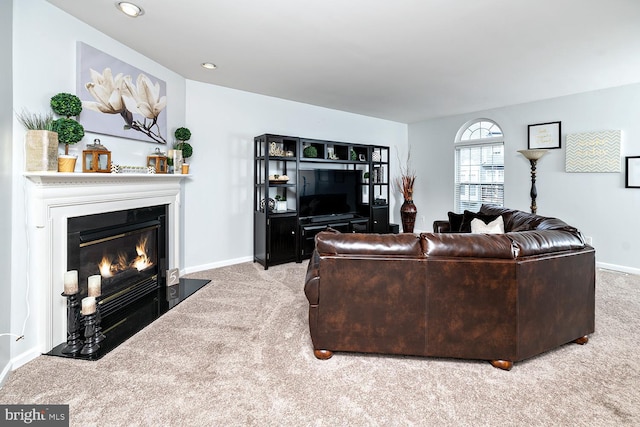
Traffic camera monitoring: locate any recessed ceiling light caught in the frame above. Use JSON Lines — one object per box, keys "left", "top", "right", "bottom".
{"left": 201, "top": 63, "right": 217, "bottom": 70}
{"left": 116, "top": 2, "right": 144, "bottom": 18}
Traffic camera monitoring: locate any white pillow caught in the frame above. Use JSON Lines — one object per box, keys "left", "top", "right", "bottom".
{"left": 470, "top": 216, "right": 504, "bottom": 234}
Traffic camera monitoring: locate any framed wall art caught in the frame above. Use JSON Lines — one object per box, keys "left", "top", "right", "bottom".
{"left": 626, "top": 156, "right": 640, "bottom": 188}
{"left": 76, "top": 41, "right": 168, "bottom": 144}
{"left": 566, "top": 130, "right": 621, "bottom": 173}
{"left": 528, "top": 121, "right": 561, "bottom": 149}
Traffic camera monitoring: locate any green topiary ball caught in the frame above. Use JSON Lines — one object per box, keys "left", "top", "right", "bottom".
{"left": 174, "top": 142, "right": 193, "bottom": 159}
{"left": 174, "top": 127, "right": 191, "bottom": 141}
{"left": 50, "top": 93, "right": 82, "bottom": 118}
{"left": 303, "top": 146, "right": 318, "bottom": 158}
{"left": 52, "top": 118, "right": 85, "bottom": 145}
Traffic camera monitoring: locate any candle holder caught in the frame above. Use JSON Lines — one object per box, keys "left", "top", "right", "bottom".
{"left": 80, "top": 311, "right": 100, "bottom": 355}
{"left": 61, "top": 291, "right": 83, "bottom": 354}
{"left": 94, "top": 297, "right": 106, "bottom": 344}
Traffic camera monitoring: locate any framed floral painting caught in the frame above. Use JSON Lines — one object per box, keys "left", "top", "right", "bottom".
{"left": 76, "top": 41, "right": 167, "bottom": 144}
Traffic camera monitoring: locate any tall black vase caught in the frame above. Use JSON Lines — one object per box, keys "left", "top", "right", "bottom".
{"left": 400, "top": 199, "right": 417, "bottom": 233}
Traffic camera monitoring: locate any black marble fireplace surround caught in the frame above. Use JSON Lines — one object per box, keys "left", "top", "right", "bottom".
{"left": 47, "top": 205, "right": 209, "bottom": 360}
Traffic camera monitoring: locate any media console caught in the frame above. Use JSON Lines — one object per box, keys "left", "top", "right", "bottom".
{"left": 254, "top": 134, "right": 390, "bottom": 269}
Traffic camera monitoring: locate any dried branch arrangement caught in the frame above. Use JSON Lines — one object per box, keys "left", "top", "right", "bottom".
{"left": 395, "top": 147, "right": 416, "bottom": 201}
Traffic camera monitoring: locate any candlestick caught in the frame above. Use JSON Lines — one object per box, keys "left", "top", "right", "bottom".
{"left": 81, "top": 296, "right": 96, "bottom": 315}
{"left": 61, "top": 291, "right": 83, "bottom": 354}
{"left": 88, "top": 275, "right": 101, "bottom": 297}
{"left": 80, "top": 311, "right": 100, "bottom": 355}
{"left": 63, "top": 270, "right": 78, "bottom": 294}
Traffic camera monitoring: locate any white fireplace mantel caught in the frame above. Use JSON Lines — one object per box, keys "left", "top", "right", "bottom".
{"left": 24, "top": 172, "right": 188, "bottom": 352}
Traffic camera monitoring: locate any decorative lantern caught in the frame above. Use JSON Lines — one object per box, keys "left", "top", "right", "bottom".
{"left": 82, "top": 139, "right": 111, "bottom": 173}
{"left": 147, "top": 148, "right": 168, "bottom": 174}
{"left": 82, "top": 150, "right": 111, "bottom": 173}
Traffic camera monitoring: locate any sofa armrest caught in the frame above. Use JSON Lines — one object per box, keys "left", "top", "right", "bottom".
{"left": 433, "top": 220, "right": 451, "bottom": 233}
{"left": 304, "top": 250, "right": 320, "bottom": 305}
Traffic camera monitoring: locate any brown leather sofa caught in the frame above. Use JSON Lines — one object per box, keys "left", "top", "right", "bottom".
{"left": 303, "top": 205, "right": 595, "bottom": 370}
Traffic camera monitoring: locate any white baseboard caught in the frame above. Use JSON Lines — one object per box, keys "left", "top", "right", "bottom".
{"left": 10, "top": 348, "right": 42, "bottom": 371}
{"left": 0, "top": 347, "right": 41, "bottom": 389}
{"left": 182, "top": 256, "right": 253, "bottom": 275}
{"left": 597, "top": 262, "right": 640, "bottom": 276}
{"left": 0, "top": 360, "right": 11, "bottom": 388}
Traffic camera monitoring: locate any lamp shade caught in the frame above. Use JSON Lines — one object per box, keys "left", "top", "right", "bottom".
{"left": 518, "top": 149, "right": 548, "bottom": 161}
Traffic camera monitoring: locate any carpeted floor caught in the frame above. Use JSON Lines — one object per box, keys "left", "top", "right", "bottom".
{"left": 1, "top": 262, "right": 639, "bottom": 426}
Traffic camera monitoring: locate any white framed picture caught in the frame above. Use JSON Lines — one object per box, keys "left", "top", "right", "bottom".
{"left": 528, "top": 121, "right": 561, "bottom": 149}
{"left": 626, "top": 156, "right": 640, "bottom": 188}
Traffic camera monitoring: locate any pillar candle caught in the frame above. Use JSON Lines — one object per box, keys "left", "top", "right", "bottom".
{"left": 63, "top": 270, "right": 78, "bottom": 294}
{"left": 81, "top": 296, "right": 96, "bottom": 315}
{"left": 88, "top": 275, "right": 102, "bottom": 297}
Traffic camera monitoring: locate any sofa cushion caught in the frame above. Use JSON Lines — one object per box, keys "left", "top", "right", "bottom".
{"left": 479, "top": 204, "right": 579, "bottom": 233}
{"left": 421, "top": 232, "right": 516, "bottom": 259}
{"left": 471, "top": 216, "right": 504, "bottom": 234}
{"left": 508, "top": 230, "right": 586, "bottom": 257}
{"left": 315, "top": 231, "right": 424, "bottom": 258}
{"left": 460, "top": 210, "right": 500, "bottom": 233}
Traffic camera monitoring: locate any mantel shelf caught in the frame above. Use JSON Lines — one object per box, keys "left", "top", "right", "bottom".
{"left": 24, "top": 172, "right": 190, "bottom": 186}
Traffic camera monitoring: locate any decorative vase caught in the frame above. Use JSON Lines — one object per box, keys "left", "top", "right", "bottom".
{"left": 25, "top": 130, "right": 58, "bottom": 172}
{"left": 58, "top": 155, "right": 77, "bottom": 173}
{"left": 400, "top": 199, "right": 417, "bottom": 233}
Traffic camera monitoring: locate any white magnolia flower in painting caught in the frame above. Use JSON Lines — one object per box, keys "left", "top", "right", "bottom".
{"left": 83, "top": 68, "right": 167, "bottom": 143}
{"left": 122, "top": 73, "right": 167, "bottom": 120}
{"left": 83, "top": 68, "right": 127, "bottom": 114}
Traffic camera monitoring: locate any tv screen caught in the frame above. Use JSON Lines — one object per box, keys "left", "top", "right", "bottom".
{"left": 298, "top": 169, "right": 359, "bottom": 217}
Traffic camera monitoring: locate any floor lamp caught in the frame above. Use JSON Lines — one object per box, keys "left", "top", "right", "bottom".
{"left": 518, "top": 149, "right": 548, "bottom": 214}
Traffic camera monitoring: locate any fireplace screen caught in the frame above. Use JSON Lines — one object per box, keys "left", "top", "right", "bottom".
{"left": 68, "top": 205, "right": 167, "bottom": 317}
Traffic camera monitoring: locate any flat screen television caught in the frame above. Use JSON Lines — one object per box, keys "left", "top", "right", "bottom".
{"left": 298, "top": 169, "right": 359, "bottom": 218}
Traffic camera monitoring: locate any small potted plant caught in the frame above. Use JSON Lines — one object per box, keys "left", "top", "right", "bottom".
{"left": 303, "top": 145, "right": 317, "bottom": 158}
{"left": 174, "top": 127, "right": 192, "bottom": 173}
{"left": 16, "top": 109, "right": 59, "bottom": 172}
{"left": 274, "top": 194, "right": 287, "bottom": 212}
{"left": 50, "top": 92, "right": 84, "bottom": 172}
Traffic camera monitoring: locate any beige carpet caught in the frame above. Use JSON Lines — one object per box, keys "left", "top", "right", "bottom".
{"left": 1, "top": 262, "right": 639, "bottom": 426}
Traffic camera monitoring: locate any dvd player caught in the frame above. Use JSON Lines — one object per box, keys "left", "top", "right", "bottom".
{"left": 310, "top": 213, "right": 354, "bottom": 223}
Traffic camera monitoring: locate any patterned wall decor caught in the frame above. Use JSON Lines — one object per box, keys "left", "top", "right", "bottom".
{"left": 565, "top": 130, "right": 621, "bottom": 172}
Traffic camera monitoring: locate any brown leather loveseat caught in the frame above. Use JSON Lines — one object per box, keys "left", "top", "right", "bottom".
{"left": 303, "top": 205, "right": 595, "bottom": 370}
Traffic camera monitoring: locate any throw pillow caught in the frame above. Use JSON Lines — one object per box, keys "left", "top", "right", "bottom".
{"left": 447, "top": 211, "right": 465, "bottom": 232}
{"left": 470, "top": 216, "right": 504, "bottom": 234}
{"left": 460, "top": 210, "right": 500, "bottom": 233}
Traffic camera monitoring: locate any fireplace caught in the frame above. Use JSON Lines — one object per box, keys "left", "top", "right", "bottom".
{"left": 67, "top": 205, "right": 167, "bottom": 320}
{"left": 24, "top": 173, "right": 187, "bottom": 359}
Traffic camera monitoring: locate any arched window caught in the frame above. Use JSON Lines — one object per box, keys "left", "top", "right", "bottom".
{"left": 454, "top": 119, "right": 504, "bottom": 212}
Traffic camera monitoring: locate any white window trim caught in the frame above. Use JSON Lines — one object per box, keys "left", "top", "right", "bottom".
{"left": 454, "top": 119, "right": 505, "bottom": 213}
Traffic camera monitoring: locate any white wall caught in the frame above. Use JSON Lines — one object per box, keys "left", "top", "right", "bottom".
{"left": 1, "top": 0, "right": 14, "bottom": 385}
{"left": 9, "top": 0, "right": 186, "bottom": 366}
{"left": 7, "top": 0, "right": 407, "bottom": 369}
{"left": 409, "top": 83, "right": 640, "bottom": 273}
{"left": 183, "top": 81, "right": 407, "bottom": 271}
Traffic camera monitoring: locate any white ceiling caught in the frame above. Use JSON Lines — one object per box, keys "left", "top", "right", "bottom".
{"left": 46, "top": 0, "right": 640, "bottom": 124}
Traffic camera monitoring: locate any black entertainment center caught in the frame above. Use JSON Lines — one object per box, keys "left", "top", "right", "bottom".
{"left": 254, "top": 134, "right": 391, "bottom": 269}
